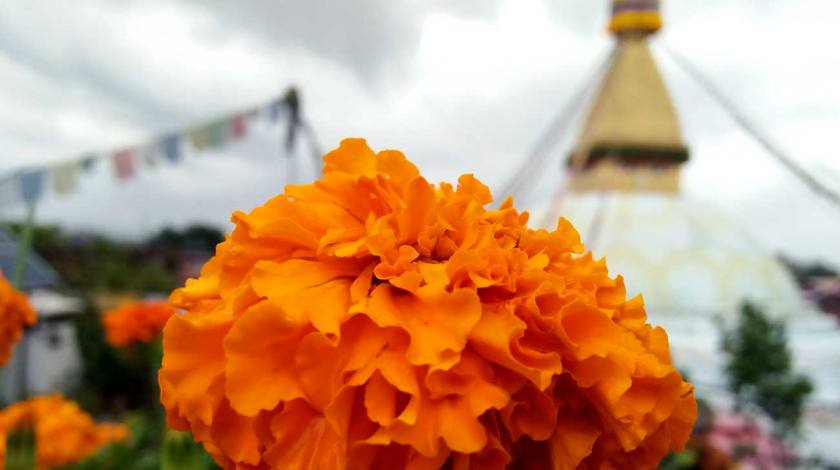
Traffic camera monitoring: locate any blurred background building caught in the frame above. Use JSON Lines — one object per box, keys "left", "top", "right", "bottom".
{"left": 0, "top": 227, "right": 82, "bottom": 402}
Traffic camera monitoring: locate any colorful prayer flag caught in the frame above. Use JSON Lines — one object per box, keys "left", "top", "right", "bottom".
{"left": 112, "top": 149, "right": 136, "bottom": 180}
{"left": 138, "top": 145, "right": 159, "bottom": 169}
{"left": 230, "top": 113, "right": 248, "bottom": 140}
{"left": 268, "top": 98, "right": 284, "bottom": 122}
{"left": 161, "top": 135, "right": 181, "bottom": 163}
{"left": 18, "top": 169, "right": 45, "bottom": 204}
{"left": 2, "top": 92, "right": 293, "bottom": 202}
{"left": 208, "top": 122, "right": 226, "bottom": 148}
{"left": 80, "top": 154, "right": 98, "bottom": 172}
{"left": 189, "top": 121, "right": 226, "bottom": 151}
{"left": 188, "top": 127, "right": 207, "bottom": 150}
{"left": 52, "top": 162, "right": 80, "bottom": 195}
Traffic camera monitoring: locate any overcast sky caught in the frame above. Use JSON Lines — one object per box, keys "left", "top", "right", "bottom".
{"left": 1, "top": 0, "right": 839, "bottom": 266}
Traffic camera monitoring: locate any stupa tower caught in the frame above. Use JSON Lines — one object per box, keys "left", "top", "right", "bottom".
{"left": 526, "top": 0, "right": 840, "bottom": 420}
{"left": 570, "top": 0, "right": 688, "bottom": 193}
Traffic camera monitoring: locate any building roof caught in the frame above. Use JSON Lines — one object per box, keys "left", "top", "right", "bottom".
{"left": 0, "top": 227, "right": 60, "bottom": 290}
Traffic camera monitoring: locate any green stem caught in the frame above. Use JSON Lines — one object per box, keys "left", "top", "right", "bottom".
{"left": 6, "top": 427, "right": 35, "bottom": 470}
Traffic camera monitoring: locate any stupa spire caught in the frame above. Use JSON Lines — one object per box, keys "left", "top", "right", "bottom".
{"left": 609, "top": 0, "right": 663, "bottom": 36}
{"left": 568, "top": 0, "right": 687, "bottom": 193}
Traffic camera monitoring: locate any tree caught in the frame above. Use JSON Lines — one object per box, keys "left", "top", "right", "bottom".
{"left": 147, "top": 225, "right": 224, "bottom": 252}
{"left": 721, "top": 302, "right": 813, "bottom": 438}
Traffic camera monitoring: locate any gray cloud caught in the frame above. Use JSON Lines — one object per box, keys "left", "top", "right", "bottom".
{"left": 0, "top": 0, "right": 838, "bottom": 269}
{"left": 183, "top": 0, "right": 426, "bottom": 82}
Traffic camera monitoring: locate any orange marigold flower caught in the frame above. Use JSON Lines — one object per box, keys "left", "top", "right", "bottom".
{"left": 102, "top": 300, "right": 176, "bottom": 347}
{"left": 0, "top": 271, "right": 37, "bottom": 366}
{"left": 160, "top": 138, "right": 697, "bottom": 469}
{"left": 0, "top": 394, "right": 130, "bottom": 469}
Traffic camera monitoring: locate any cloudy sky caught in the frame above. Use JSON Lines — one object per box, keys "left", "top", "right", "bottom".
{"left": 1, "top": 0, "right": 839, "bottom": 266}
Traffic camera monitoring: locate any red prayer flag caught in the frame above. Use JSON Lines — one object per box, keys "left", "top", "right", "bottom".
{"left": 230, "top": 113, "right": 247, "bottom": 139}
{"left": 112, "top": 148, "right": 136, "bottom": 180}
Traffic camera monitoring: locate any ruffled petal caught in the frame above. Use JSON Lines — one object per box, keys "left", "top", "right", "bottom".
{"left": 264, "top": 400, "right": 346, "bottom": 469}
{"left": 365, "top": 283, "right": 481, "bottom": 369}
{"left": 211, "top": 399, "right": 264, "bottom": 466}
{"left": 323, "top": 138, "right": 377, "bottom": 177}
{"left": 223, "top": 301, "right": 308, "bottom": 416}
{"left": 469, "top": 304, "right": 562, "bottom": 390}
{"left": 160, "top": 312, "right": 232, "bottom": 426}
{"left": 548, "top": 414, "right": 602, "bottom": 470}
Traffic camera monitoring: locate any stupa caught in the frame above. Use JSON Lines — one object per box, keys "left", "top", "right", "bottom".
{"left": 530, "top": 0, "right": 840, "bottom": 454}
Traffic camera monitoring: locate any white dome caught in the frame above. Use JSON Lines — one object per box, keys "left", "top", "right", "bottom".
{"left": 532, "top": 192, "right": 806, "bottom": 318}
{"left": 529, "top": 192, "right": 840, "bottom": 410}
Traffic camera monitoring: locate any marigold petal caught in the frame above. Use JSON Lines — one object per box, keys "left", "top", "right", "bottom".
{"left": 500, "top": 382, "right": 557, "bottom": 441}
{"left": 364, "top": 284, "right": 481, "bottom": 369}
{"left": 295, "top": 317, "right": 392, "bottom": 411}
{"left": 223, "top": 301, "right": 308, "bottom": 416}
{"left": 396, "top": 177, "right": 435, "bottom": 243}
{"left": 364, "top": 371, "right": 399, "bottom": 426}
{"left": 437, "top": 398, "right": 488, "bottom": 453}
{"left": 425, "top": 351, "right": 509, "bottom": 416}
{"left": 323, "top": 138, "right": 377, "bottom": 177}
{"left": 0, "top": 273, "right": 37, "bottom": 365}
{"left": 211, "top": 399, "right": 263, "bottom": 465}
{"left": 469, "top": 305, "right": 562, "bottom": 389}
{"left": 250, "top": 259, "right": 360, "bottom": 336}
{"left": 405, "top": 446, "right": 451, "bottom": 470}
{"left": 375, "top": 149, "right": 420, "bottom": 190}
{"left": 346, "top": 332, "right": 419, "bottom": 403}
{"left": 160, "top": 312, "right": 232, "bottom": 426}
{"left": 548, "top": 415, "right": 602, "bottom": 470}
{"left": 450, "top": 414, "right": 511, "bottom": 470}
{"left": 170, "top": 268, "right": 221, "bottom": 308}
{"left": 233, "top": 208, "right": 320, "bottom": 250}
{"left": 265, "top": 399, "right": 346, "bottom": 469}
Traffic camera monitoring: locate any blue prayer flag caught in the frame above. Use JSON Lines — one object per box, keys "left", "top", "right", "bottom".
{"left": 269, "top": 99, "right": 284, "bottom": 122}
{"left": 161, "top": 135, "right": 181, "bottom": 163}
{"left": 18, "top": 169, "right": 45, "bottom": 205}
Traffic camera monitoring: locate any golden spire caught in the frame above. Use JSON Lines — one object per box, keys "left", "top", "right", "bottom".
{"left": 609, "top": 0, "right": 663, "bottom": 36}
{"left": 567, "top": 0, "right": 686, "bottom": 193}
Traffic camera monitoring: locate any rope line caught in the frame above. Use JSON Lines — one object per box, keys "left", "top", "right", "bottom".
{"left": 497, "top": 46, "right": 617, "bottom": 203}
{"left": 302, "top": 119, "right": 324, "bottom": 177}
{"left": 585, "top": 191, "right": 610, "bottom": 251}
{"left": 661, "top": 44, "right": 840, "bottom": 213}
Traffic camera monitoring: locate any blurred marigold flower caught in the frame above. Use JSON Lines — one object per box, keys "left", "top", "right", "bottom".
{"left": 0, "top": 271, "right": 36, "bottom": 366}
{"left": 102, "top": 300, "right": 176, "bottom": 347}
{"left": 0, "top": 394, "right": 130, "bottom": 469}
{"left": 159, "top": 138, "right": 696, "bottom": 469}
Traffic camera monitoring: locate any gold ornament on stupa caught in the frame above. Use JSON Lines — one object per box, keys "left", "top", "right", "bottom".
{"left": 570, "top": 0, "right": 688, "bottom": 193}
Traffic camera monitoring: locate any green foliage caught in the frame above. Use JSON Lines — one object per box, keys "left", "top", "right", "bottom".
{"left": 149, "top": 226, "right": 224, "bottom": 252}
{"left": 161, "top": 430, "right": 217, "bottom": 470}
{"left": 657, "top": 449, "right": 698, "bottom": 470}
{"left": 67, "top": 304, "right": 218, "bottom": 470}
{"left": 57, "top": 413, "right": 216, "bottom": 470}
{"left": 6, "top": 222, "right": 223, "bottom": 293}
{"left": 73, "top": 300, "right": 160, "bottom": 413}
{"left": 721, "top": 302, "right": 813, "bottom": 438}
{"left": 5, "top": 428, "right": 36, "bottom": 470}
